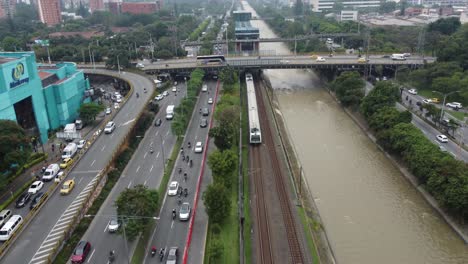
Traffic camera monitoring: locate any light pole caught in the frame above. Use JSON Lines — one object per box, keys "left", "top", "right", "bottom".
{"left": 117, "top": 54, "right": 121, "bottom": 75}
{"left": 432, "top": 90, "right": 459, "bottom": 124}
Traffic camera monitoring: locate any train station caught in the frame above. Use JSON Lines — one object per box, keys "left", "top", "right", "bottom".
{"left": 233, "top": 11, "right": 260, "bottom": 54}
{"left": 0, "top": 52, "right": 91, "bottom": 144}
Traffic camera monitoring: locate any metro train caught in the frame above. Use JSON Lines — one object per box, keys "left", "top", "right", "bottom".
{"left": 246, "top": 73, "right": 262, "bottom": 144}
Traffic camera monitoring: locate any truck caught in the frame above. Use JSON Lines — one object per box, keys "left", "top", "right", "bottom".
{"left": 63, "top": 123, "right": 77, "bottom": 141}
{"left": 75, "top": 119, "right": 83, "bottom": 130}
{"left": 166, "top": 105, "right": 175, "bottom": 120}
{"left": 391, "top": 54, "right": 406, "bottom": 61}
{"left": 62, "top": 142, "right": 78, "bottom": 159}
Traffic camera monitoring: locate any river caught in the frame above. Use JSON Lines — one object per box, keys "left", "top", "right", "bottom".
{"left": 241, "top": 1, "right": 468, "bottom": 263}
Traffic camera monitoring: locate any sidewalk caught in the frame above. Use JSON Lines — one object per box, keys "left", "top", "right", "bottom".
{"left": 0, "top": 114, "right": 106, "bottom": 206}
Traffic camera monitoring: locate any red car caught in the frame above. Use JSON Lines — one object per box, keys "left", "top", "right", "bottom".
{"left": 71, "top": 241, "right": 91, "bottom": 263}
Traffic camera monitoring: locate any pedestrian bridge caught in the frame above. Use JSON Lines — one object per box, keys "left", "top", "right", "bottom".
{"left": 143, "top": 55, "right": 435, "bottom": 74}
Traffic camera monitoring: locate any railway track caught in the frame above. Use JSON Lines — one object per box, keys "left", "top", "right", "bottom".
{"left": 254, "top": 79, "right": 305, "bottom": 264}
{"left": 251, "top": 146, "right": 274, "bottom": 264}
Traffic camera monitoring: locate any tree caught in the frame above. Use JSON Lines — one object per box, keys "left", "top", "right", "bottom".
{"left": 203, "top": 182, "right": 231, "bottom": 224}
{"left": 208, "top": 238, "right": 224, "bottom": 262}
{"left": 79, "top": 103, "right": 105, "bottom": 125}
{"left": 76, "top": 1, "right": 90, "bottom": 18}
{"left": 207, "top": 149, "right": 237, "bottom": 187}
{"left": 0, "top": 120, "right": 31, "bottom": 172}
{"left": 2, "top": 36, "right": 21, "bottom": 51}
{"left": 360, "top": 81, "right": 399, "bottom": 118}
{"left": 331, "top": 71, "right": 365, "bottom": 107}
{"left": 368, "top": 107, "right": 412, "bottom": 133}
{"left": 294, "top": 0, "right": 304, "bottom": 16}
{"left": 115, "top": 185, "right": 158, "bottom": 240}
{"left": 379, "top": 1, "right": 397, "bottom": 14}
{"left": 428, "top": 17, "right": 461, "bottom": 35}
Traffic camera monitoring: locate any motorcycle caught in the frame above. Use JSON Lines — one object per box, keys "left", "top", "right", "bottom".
{"left": 184, "top": 188, "right": 188, "bottom": 197}
{"left": 172, "top": 209, "right": 176, "bottom": 220}
{"left": 151, "top": 247, "right": 157, "bottom": 257}
{"left": 187, "top": 142, "right": 191, "bottom": 148}
{"left": 189, "top": 160, "right": 193, "bottom": 168}
{"left": 109, "top": 250, "right": 115, "bottom": 262}
{"left": 136, "top": 92, "right": 139, "bottom": 98}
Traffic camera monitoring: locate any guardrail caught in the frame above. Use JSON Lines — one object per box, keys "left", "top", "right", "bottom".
{"left": 0, "top": 72, "right": 144, "bottom": 263}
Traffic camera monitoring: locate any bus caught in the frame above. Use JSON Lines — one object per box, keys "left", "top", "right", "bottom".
{"left": 196, "top": 55, "right": 226, "bottom": 66}
{"left": 391, "top": 54, "right": 406, "bottom": 61}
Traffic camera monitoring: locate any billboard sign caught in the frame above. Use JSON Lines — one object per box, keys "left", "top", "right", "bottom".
{"left": 8, "top": 61, "right": 30, "bottom": 89}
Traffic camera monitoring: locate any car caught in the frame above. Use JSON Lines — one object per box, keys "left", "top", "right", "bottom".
{"left": 430, "top": 98, "right": 440, "bottom": 104}
{"left": 403, "top": 53, "right": 411, "bottom": 57}
{"left": 155, "top": 118, "right": 162, "bottom": 127}
{"left": 104, "top": 121, "right": 116, "bottom": 134}
{"left": 166, "top": 247, "right": 178, "bottom": 264}
{"left": 77, "top": 139, "right": 86, "bottom": 149}
{"left": 172, "top": 86, "right": 177, "bottom": 92}
{"left": 28, "top": 181, "right": 44, "bottom": 194}
{"left": 202, "top": 85, "right": 208, "bottom": 92}
{"left": 446, "top": 102, "right": 462, "bottom": 109}
{"left": 179, "top": 202, "right": 191, "bottom": 221}
{"left": 316, "top": 57, "right": 326, "bottom": 62}
{"left": 71, "top": 241, "right": 91, "bottom": 263}
{"left": 422, "top": 99, "right": 432, "bottom": 104}
{"left": 200, "top": 118, "right": 208, "bottom": 128}
{"left": 162, "top": 91, "right": 169, "bottom": 97}
{"left": 194, "top": 141, "right": 203, "bottom": 153}
{"left": 114, "top": 102, "right": 120, "bottom": 109}
{"left": 114, "top": 92, "right": 121, "bottom": 97}
{"left": 136, "top": 63, "right": 145, "bottom": 69}
{"left": 15, "top": 192, "right": 32, "bottom": 208}
{"left": 381, "top": 55, "right": 391, "bottom": 58}
{"left": 115, "top": 96, "right": 122, "bottom": 103}
{"left": 202, "top": 108, "right": 209, "bottom": 116}
{"left": 155, "top": 94, "right": 163, "bottom": 101}
{"left": 408, "top": 89, "right": 417, "bottom": 95}
{"left": 167, "top": 181, "right": 179, "bottom": 196}
{"left": 208, "top": 98, "right": 213, "bottom": 104}
{"left": 357, "top": 57, "right": 368, "bottom": 63}
{"left": 61, "top": 179, "right": 75, "bottom": 195}
{"left": 105, "top": 107, "right": 112, "bottom": 115}
{"left": 60, "top": 158, "right": 73, "bottom": 169}
{"left": 30, "top": 192, "right": 48, "bottom": 210}
{"left": 436, "top": 134, "right": 448, "bottom": 143}
{"left": 108, "top": 218, "right": 120, "bottom": 232}
{"left": 416, "top": 101, "right": 422, "bottom": 106}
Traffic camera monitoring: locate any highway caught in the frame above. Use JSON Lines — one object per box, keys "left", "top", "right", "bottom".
{"left": 0, "top": 70, "right": 153, "bottom": 264}
{"left": 77, "top": 81, "right": 187, "bottom": 264}
{"left": 143, "top": 80, "right": 219, "bottom": 264}
{"left": 397, "top": 93, "right": 468, "bottom": 162}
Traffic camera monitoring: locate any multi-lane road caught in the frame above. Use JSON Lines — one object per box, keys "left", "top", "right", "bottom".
{"left": 0, "top": 70, "right": 153, "bottom": 264}
{"left": 77, "top": 79, "right": 187, "bottom": 263}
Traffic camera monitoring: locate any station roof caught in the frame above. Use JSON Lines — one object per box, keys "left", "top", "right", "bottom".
{"left": 235, "top": 21, "right": 259, "bottom": 33}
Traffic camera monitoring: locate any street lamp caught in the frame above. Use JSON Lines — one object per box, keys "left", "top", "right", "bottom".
{"left": 432, "top": 90, "right": 460, "bottom": 124}
{"left": 117, "top": 54, "right": 121, "bottom": 75}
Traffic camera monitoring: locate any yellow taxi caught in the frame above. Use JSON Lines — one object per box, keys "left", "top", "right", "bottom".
{"left": 431, "top": 98, "right": 440, "bottom": 104}
{"left": 357, "top": 57, "right": 368, "bottom": 63}
{"left": 60, "top": 158, "right": 73, "bottom": 169}
{"left": 60, "top": 180, "right": 75, "bottom": 195}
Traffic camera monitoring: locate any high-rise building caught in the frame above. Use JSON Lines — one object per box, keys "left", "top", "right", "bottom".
{"left": 0, "top": 0, "right": 16, "bottom": 19}
{"left": 37, "top": 0, "right": 62, "bottom": 26}
{"left": 89, "top": 0, "right": 104, "bottom": 13}
{"left": 311, "top": 0, "right": 382, "bottom": 12}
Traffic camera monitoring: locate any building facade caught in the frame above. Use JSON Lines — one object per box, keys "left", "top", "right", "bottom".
{"left": 37, "top": 0, "right": 62, "bottom": 26}
{"left": 341, "top": 10, "right": 358, "bottom": 20}
{"left": 233, "top": 11, "right": 260, "bottom": 53}
{"left": 89, "top": 0, "right": 104, "bottom": 13}
{"left": 0, "top": 52, "right": 90, "bottom": 143}
{"left": 0, "top": 0, "right": 15, "bottom": 19}
{"left": 106, "top": 0, "right": 163, "bottom": 15}
{"left": 311, "top": 0, "right": 382, "bottom": 12}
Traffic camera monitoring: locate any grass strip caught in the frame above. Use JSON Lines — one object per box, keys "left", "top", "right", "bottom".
{"left": 241, "top": 82, "right": 252, "bottom": 264}
{"left": 131, "top": 137, "right": 182, "bottom": 264}
{"left": 297, "top": 207, "right": 320, "bottom": 264}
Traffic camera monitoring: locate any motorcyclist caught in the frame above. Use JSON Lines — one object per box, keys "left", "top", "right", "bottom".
{"left": 189, "top": 160, "right": 193, "bottom": 167}
{"left": 188, "top": 142, "right": 191, "bottom": 148}
{"left": 109, "top": 250, "right": 115, "bottom": 262}
{"left": 184, "top": 172, "right": 187, "bottom": 181}
{"left": 184, "top": 188, "right": 188, "bottom": 197}
{"left": 136, "top": 92, "right": 139, "bottom": 98}
{"left": 150, "top": 147, "right": 154, "bottom": 154}
{"left": 151, "top": 246, "right": 157, "bottom": 257}
{"left": 172, "top": 209, "right": 176, "bottom": 219}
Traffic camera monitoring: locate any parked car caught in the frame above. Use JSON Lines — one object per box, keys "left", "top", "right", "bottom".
{"left": 166, "top": 247, "right": 178, "bottom": 264}
{"left": 77, "top": 140, "right": 86, "bottom": 149}
{"left": 30, "top": 192, "right": 48, "bottom": 210}
{"left": 167, "top": 181, "right": 179, "bottom": 196}
{"left": 61, "top": 179, "right": 75, "bottom": 195}
{"left": 28, "top": 181, "right": 44, "bottom": 194}
{"left": 60, "top": 158, "right": 73, "bottom": 169}
{"left": 114, "top": 102, "right": 120, "bottom": 109}
{"left": 446, "top": 102, "right": 462, "bottom": 109}
{"left": 104, "top": 121, "right": 116, "bottom": 134}
{"left": 194, "top": 142, "right": 203, "bottom": 153}
{"left": 436, "top": 134, "right": 448, "bottom": 143}
{"left": 179, "top": 202, "right": 191, "bottom": 221}
{"left": 108, "top": 218, "right": 120, "bottom": 232}
{"left": 71, "top": 241, "right": 91, "bottom": 263}
{"left": 155, "top": 118, "right": 162, "bottom": 127}
{"left": 408, "top": 89, "right": 417, "bottom": 95}
{"left": 105, "top": 108, "right": 112, "bottom": 115}
{"left": 155, "top": 94, "right": 164, "bottom": 101}
{"left": 163, "top": 91, "right": 169, "bottom": 97}
{"left": 15, "top": 192, "right": 32, "bottom": 208}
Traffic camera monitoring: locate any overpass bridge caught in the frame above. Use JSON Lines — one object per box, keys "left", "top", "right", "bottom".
{"left": 182, "top": 33, "right": 361, "bottom": 46}
{"left": 142, "top": 55, "right": 435, "bottom": 74}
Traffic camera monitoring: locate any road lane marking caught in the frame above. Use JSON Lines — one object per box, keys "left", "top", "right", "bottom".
{"left": 144, "top": 180, "right": 147, "bottom": 186}
{"left": 157, "top": 152, "right": 160, "bottom": 158}
{"left": 104, "top": 222, "right": 109, "bottom": 233}
{"left": 87, "top": 249, "right": 96, "bottom": 263}
{"left": 166, "top": 130, "right": 169, "bottom": 136}
{"left": 91, "top": 159, "right": 96, "bottom": 166}
{"left": 121, "top": 118, "right": 136, "bottom": 126}
{"left": 144, "top": 152, "right": 148, "bottom": 159}
{"left": 150, "top": 165, "right": 154, "bottom": 172}
{"left": 78, "top": 178, "right": 83, "bottom": 185}
{"left": 73, "top": 170, "right": 101, "bottom": 174}
{"left": 136, "top": 166, "right": 140, "bottom": 173}
{"left": 155, "top": 130, "right": 159, "bottom": 136}
{"left": 162, "top": 140, "right": 165, "bottom": 145}
{"left": 150, "top": 141, "right": 154, "bottom": 146}
{"left": 171, "top": 220, "right": 174, "bottom": 229}
{"left": 101, "top": 145, "right": 106, "bottom": 151}
{"left": 128, "top": 181, "right": 132, "bottom": 188}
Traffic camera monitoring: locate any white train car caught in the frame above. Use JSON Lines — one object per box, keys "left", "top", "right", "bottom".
{"left": 246, "top": 73, "right": 262, "bottom": 144}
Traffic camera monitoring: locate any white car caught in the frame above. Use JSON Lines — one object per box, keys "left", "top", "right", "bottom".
{"left": 408, "top": 89, "right": 417, "bottom": 95}
{"left": 77, "top": 140, "right": 86, "bottom": 149}
{"left": 316, "top": 57, "right": 326, "bottom": 62}
{"left": 105, "top": 107, "right": 112, "bottom": 115}
{"left": 28, "top": 181, "right": 44, "bottom": 194}
{"left": 136, "top": 63, "right": 144, "bottom": 69}
{"left": 179, "top": 202, "right": 191, "bottom": 221}
{"left": 104, "top": 121, "right": 116, "bottom": 134}
{"left": 172, "top": 86, "right": 177, "bottom": 92}
{"left": 115, "top": 96, "right": 122, "bottom": 103}
{"left": 194, "top": 142, "right": 203, "bottom": 153}
{"left": 436, "top": 134, "right": 448, "bottom": 143}
{"left": 422, "top": 99, "right": 431, "bottom": 104}
{"left": 167, "top": 181, "right": 179, "bottom": 196}
{"left": 446, "top": 102, "right": 462, "bottom": 109}
{"left": 208, "top": 98, "right": 213, "bottom": 104}
{"left": 114, "top": 102, "right": 120, "bottom": 109}
{"left": 155, "top": 95, "right": 163, "bottom": 101}
{"left": 108, "top": 218, "right": 120, "bottom": 232}
{"left": 163, "top": 91, "right": 169, "bottom": 97}
{"left": 202, "top": 85, "right": 208, "bottom": 92}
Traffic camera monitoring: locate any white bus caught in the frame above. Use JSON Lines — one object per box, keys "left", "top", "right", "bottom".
{"left": 0, "top": 215, "right": 23, "bottom": 241}
{"left": 391, "top": 54, "right": 406, "bottom": 61}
